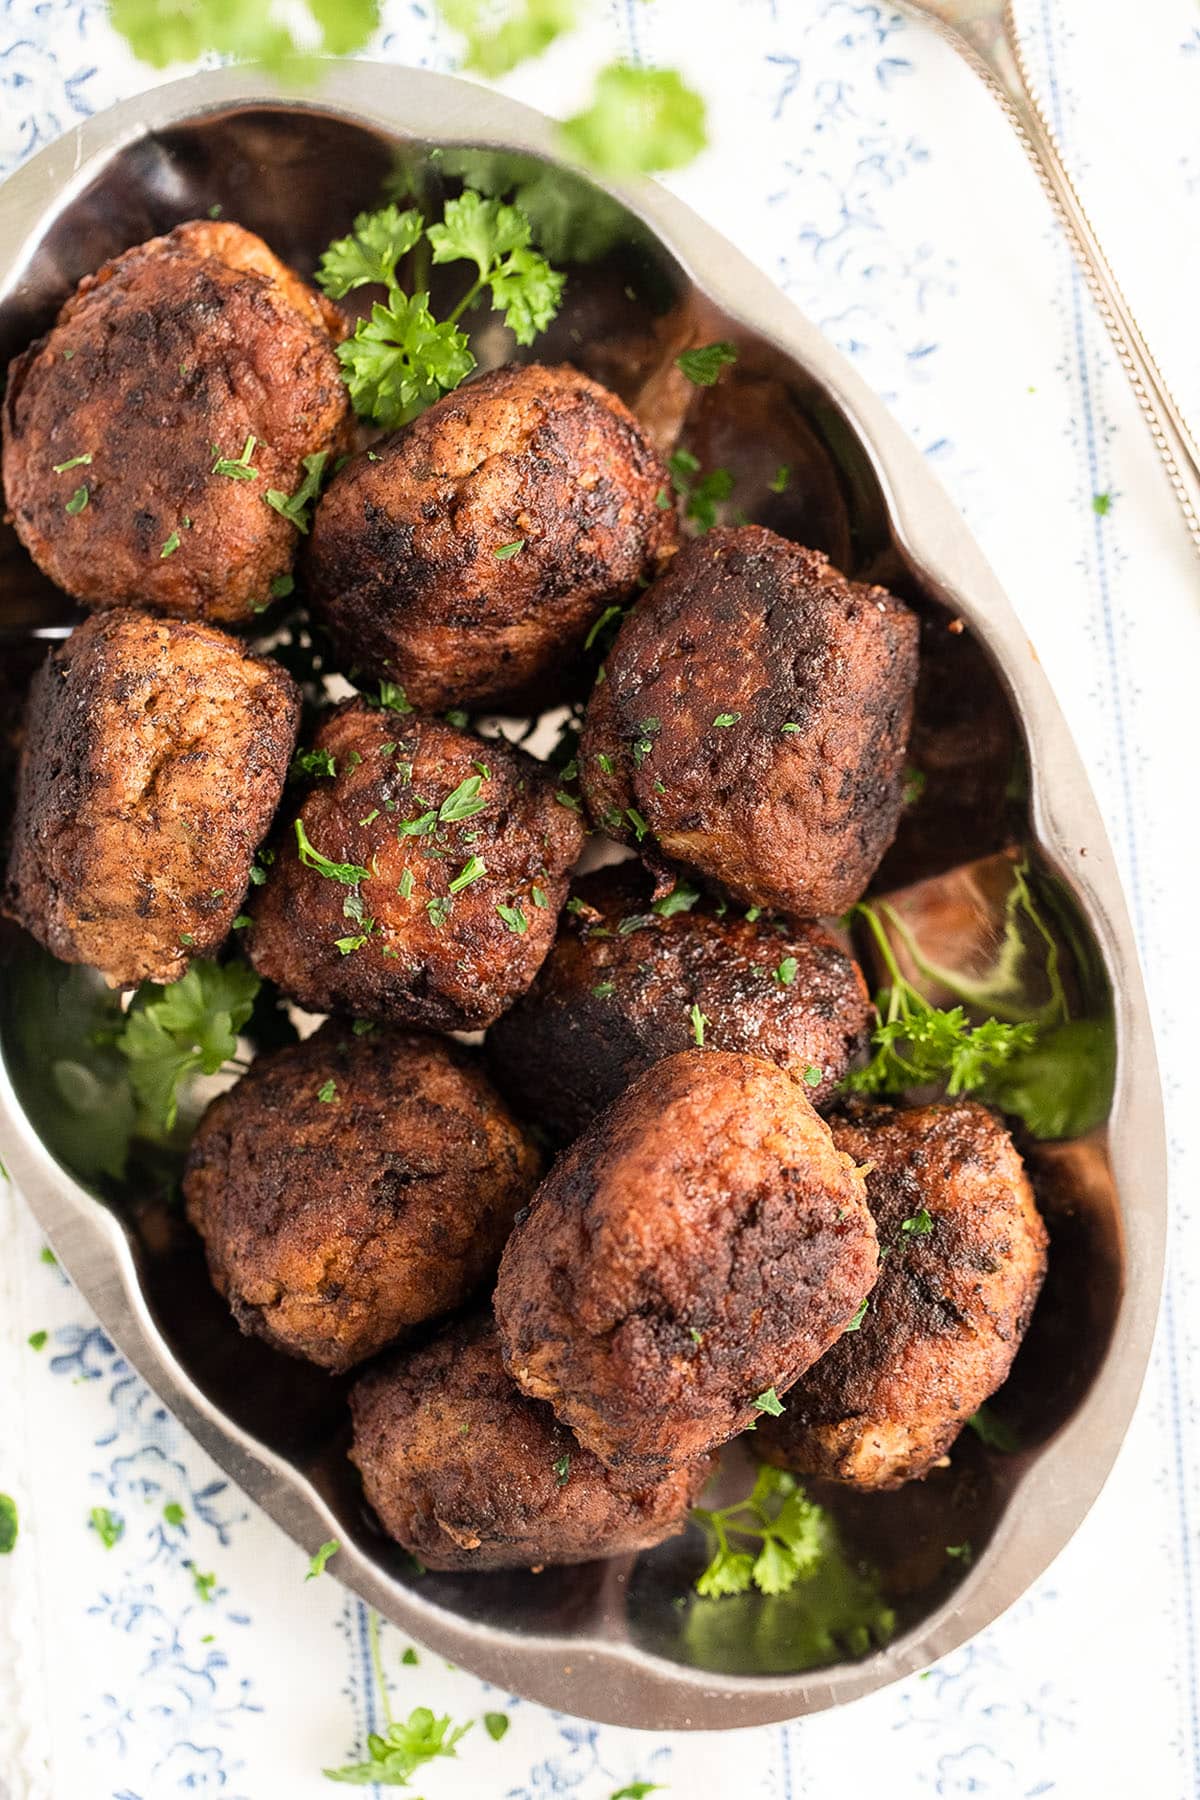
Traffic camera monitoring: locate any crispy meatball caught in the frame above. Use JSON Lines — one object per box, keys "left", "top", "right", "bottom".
{"left": 247, "top": 701, "right": 584, "bottom": 1031}
{"left": 758, "top": 1100, "right": 1048, "bottom": 1491}
{"left": 579, "top": 526, "right": 919, "bottom": 918}
{"left": 487, "top": 863, "right": 872, "bottom": 1141}
{"left": 494, "top": 1049, "right": 878, "bottom": 1476}
{"left": 3, "top": 608, "right": 298, "bottom": 987}
{"left": 349, "top": 1315, "right": 713, "bottom": 1571}
{"left": 306, "top": 363, "right": 678, "bottom": 712}
{"left": 184, "top": 1022, "right": 541, "bottom": 1372}
{"left": 2, "top": 220, "right": 349, "bottom": 624}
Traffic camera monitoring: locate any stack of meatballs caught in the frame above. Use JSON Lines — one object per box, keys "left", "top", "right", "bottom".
{"left": 1, "top": 220, "right": 1048, "bottom": 1577}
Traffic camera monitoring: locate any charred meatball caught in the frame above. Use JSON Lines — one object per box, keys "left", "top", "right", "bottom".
{"left": 2, "top": 220, "right": 349, "bottom": 624}
{"left": 3, "top": 608, "right": 298, "bottom": 987}
{"left": 306, "top": 363, "right": 678, "bottom": 712}
{"left": 580, "top": 526, "right": 919, "bottom": 917}
{"left": 350, "top": 1315, "right": 713, "bottom": 1571}
{"left": 184, "top": 1022, "right": 541, "bottom": 1372}
{"left": 488, "top": 862, "right": 872, "bottom": 1140}
{"left": 247, "top": 701, "right": 584, "bottom": 1030}
{"left": 758, "top": 1100, "right": 1048, "bottom": 1491}
{"left": 494, "top": 1049, "right": 878, "bottom": 1476}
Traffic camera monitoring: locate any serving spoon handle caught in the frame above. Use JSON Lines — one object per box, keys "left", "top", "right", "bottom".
{"left": 907, "top": 0, "right": 1200, "bottom": 556}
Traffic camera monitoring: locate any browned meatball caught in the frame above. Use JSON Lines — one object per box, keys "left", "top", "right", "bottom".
{"left": 3, "top": 608, "right": 298, "bottom": 987}
{"left": 247, "top": 701, "right": 584, "bottom": 1030}
{"left": 184, "top": 1022, "right": 541, "bottom": 1372}
{"left": 579, "top": 526, "right": 919, "bottom": 917}
{"left": 349, "top": 1315, "right": 713, "bottom": 1571}
{"left": 494, "top": 1049, "right": 878, "bottom": 1476}
{"left": 306, "top": 363, "right": 678, "bottom": 712}
{"left": 2, "top": 221, "right": 350, "bottom": 624}
{"left": 487, "top": 862, "right": 872, "bottom": 1141}
{"left": 758, "top": 1100, "right": 1048, "bottom": 1491}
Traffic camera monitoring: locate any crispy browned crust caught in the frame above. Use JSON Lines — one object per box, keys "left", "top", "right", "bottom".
{"left": 3, "top": 608, "right": 298, "bottom": 987}
{"left": 1, "top": 221, "right": 350, "bottom": 624}
{"left": 246, "top": 700, "right": 585, "bottom": 1031}
{"left": 758, "top": 1099, "right": 1048, "bottom": 1491}
{"left": 306, "top": 362, "right": 679, "bottom": 712}
{"left": 487, "top": 862, "right": 872, "bottom": 1140}
{"left": 578, "top": 526, "right": 920, "bottom": 917}
{"left": 349, "top": 1315, "right": 714, "bottom": 1570}
{"left": 493, "top": 1049, "right": 878, "bottom": 1477}
{"left": 184, "top": 1022, "right": 541, "bottom": 1373}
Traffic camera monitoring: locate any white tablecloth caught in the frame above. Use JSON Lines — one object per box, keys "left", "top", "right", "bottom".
{"left": 2, "top": 2, "right": 1198, "bottom": 1795}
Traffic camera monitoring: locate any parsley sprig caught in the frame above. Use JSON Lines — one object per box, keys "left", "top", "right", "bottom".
{"left": 692, "top": 1465, "right": 823, "bottom": 1599}
{"left": 315, "top": 193, "right": 564, "bottom": 430}
{"left": 324, "top": 1609, "right": 471, "bottom": 1786}
{"left": 118, "top": 960, "right": 260, "bottom": 1130}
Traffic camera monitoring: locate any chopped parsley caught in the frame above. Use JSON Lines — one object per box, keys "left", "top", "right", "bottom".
{"left": 163, "top": 1502, "right": 185, "bottom": 1526}
{"left": 52, "top": 452, "right": 92, "bottom": 473}
{"left": 0, "top": 1495, "right": 16, "bottom": 1555}
{"left": 426, "top": 895, "right": 453, "bottom": 928}
{"left": 966, "top": 1405, "right": 1020, "bottom": 1452}
{"left": 585, "top": 603, "right": 624, "bottom": 650}
{"left": 625, "top": 806, "right": 649, "bottom": 841}
{"left": 752, "top": 1386, "right": 785, "bottom": 1417}
{"left": 448, "top": 854, "right": 486, "bottom": 893}
{"left": 484, "top": 1711, "right": 510, "bottom": 1742}
{"left": 65, "top": 485, "right": 89, "bottom": 515}
{"left": 190, "top": 1565, "right": 217, "bottom": 1603}
{"left": 265, "top": 451, "right": 328, "bottom": 533}
{"left": 292, "top": 747, "right": 337, "bottom": 780}
{"left": 294, "top": 819, "right": 370, "bottom": 885}
{"left": 676, "top": 341, "right": 737, "bottom": 386}
{"left": 553, "top": 1452, "right": 571, "bottom": 1485}
{"left": 689, "top": 1003, "right": 709, "bottom": 1047}
{"left": 843, "top": 1297, "right": 869, "bottom": 1333}
{"left": 774, "top": 956, "right": 798, "bottom": 986}
{"left": 160, "top": 529, "right": 182, "bottom": 558}
{"left": 803, "top": 1064, "right": 822, "bottom": 1087}
{"left": 654, "top": 880, "right": 700, "bottom": 918}
{"left": 1092, "top": 491, "right": 1112, "bottom": 516}
{"left": 900, "top": 1208, "right": 934, "bottom": 1236}
{"left": 669, "top": 448, "right": 733, "bottom": 532}
{"left": 493, "top": 538, "right": 525, "bottom": 558}
{"left": 712, "top": 711, "right": 741, "bottom": 728}
{"left": 439, "top": 775, "right": 488, "bottom": 823}
{"left": 531, "top": 884, "right": 548, "bottom": 909}
{"left": 89, "top": 1506, "right": 124, "bottom": 1549}
{"left": 769, "top": 464, "right": 791, "bottom": 493}
{"left": 497, "top": 902, "right": 528, "bottom": 934}
{"left": 316, "top": 1079, "right": 338, "bottom": 1104}
{"left": 592, "top": 981, "right": 615, "bottom": 998}
{"left": 397, "top": 868, "right": 415, "bottom": 899}
{"left": 377, "top": 680, "right": 414, "bottom": 714}
{"left": 305, "top": 1538, "right": 340, "bottom": 1579}
{"left": 27, "top": 1330, "right": 47, "bottom": 1350}
{"left": 211, "top": 434, "right": 259, "bottom": 480}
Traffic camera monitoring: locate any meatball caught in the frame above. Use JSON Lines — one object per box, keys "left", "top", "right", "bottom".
{"left": 487, "top": 862, "right": 872, "bottom": 1141}
{"left": 494, "top": 1049, "right": 878, "bottom": 1476}
{"left": 247, "top": 701, "right": 584, "bottom": 1030}
{"left": 2, "top": 220, "right": 350, "bottom": 624}
{"left": 3, "top": 608, "right": 298, "bottom": 987}
{"left": 306, "top": 363, "right": 678, "bottom": 712}
{"left": 758, "top": 1100, "right": 1048, "bottom": 1491}
{"left": 184, "top": 1022, "right": 541, "bottom": 1372}
{"left": 349, "top": 1315, "right": 713, "bottom": 1571}
{"left": 579, "top": 526, "right": 919, "bottom": 918}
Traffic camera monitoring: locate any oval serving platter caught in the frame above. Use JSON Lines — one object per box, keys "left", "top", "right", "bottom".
{"left": 0, "top": 64, "right": 1165, "bottom": 1729}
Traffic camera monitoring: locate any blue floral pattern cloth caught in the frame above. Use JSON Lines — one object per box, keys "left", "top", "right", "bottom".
{"left": 1, "top": 2, "right": 1198, "bottom": 1795}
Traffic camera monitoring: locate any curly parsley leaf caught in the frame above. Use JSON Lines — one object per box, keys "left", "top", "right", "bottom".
{"left": 439, "top": 0, "right": 575, "bottom": 75}
{"left": 338, "top": 292, "right": 475, "bottom": 432}
{"left": 693, "top": 1464, "right": 823, "bottom": 1601}
{"left": 316, "top": 205, "right": 424, "bottom": 296}
{"left": 669, "top": 448, "right": 733, "bottom": 532}
{"left": 429, "top": 190, "right": 565, "bottom": 346}
{"left": 561, "top": 62, "right": 708, "bottom": 174}
{"left": 118, "top": 960, "right": 260, "bottom": 1130}
{"left": 325, "top": 1705, "right": 471, "bottom": 1786}
{"left": 108, "top": 0, "right": 378, "bottom": 69}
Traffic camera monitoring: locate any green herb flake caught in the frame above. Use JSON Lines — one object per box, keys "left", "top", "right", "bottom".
{"left": 712, "top": 711, "right": 741, "bottom": 729}
{"left": 191, "top": 1566, "right": 217, "bottom": 1603}
{"left": 294, "top": 819, "right": 370, "bottom": 886}
{"left": 803, "top": 1064, "right": 822, "bottom": 1088}
{"left": 292, "top": 747, "right": 337, "bottom": 781}
{"left": 753, "top": 1386, "right": 785, "bottom": 1417}
{"left": 439, "top": 775, "right": 488, "bottom": 823}
{"left": 0, "top": 1495, "right": 17, "bottom": 1554}
{"left": 774, "top": 956, "right": 798, "bottom": 986}
{"left": 401, "top": 1646, "right": 419, "bottom": 1665}
{"left": 592, "top": 981, "right": 615, "bottom": 998}
{"left": 484, "top": 1710, "right": 510, "bottom": 1741}
{"left": 843, "top": 1297, "right": 869, "bottom": 1334}
{"left": 118, "top": 959, "right": 260, "bottom": 1130}
{"left": 553, "top": 1451, "right": 571, "bottom": 1485}
{"left": 966, "top": 1404, "right": 1020, "bottom": 1452}
{"left": 653, "top": 881, "right": 700, "bottom": 918}
{"left": 585, "top": 604, "right": 624, "bottom": 650}
{"left": 1092, "top": 491, "right": 1112, "bottom": 516}
{"left": 493, "top": 538, "right": 525, "bottom": 558}
{"left": 305, "top": 1538, "right": 340, "bottom": 1580}
{"left": 900, "top": 1208, "right": 934, "bottom": 1236}
{"left": 65, "top": 485, "right": 89, "bottom": 515}
{"left": 163, "top": 1502, "right": 185, "bottom": 1526}
{"left": 497, "top": 901, "right": 528, "bottom": 935}
{"left": 427, "top": 895, "right": 453, "bottom": 928}
{"left": 317, "top": 1078, "right": 338, "bottom": 1104}
{"left": 531, "top": 884, "right": 548, "bottom": 909}
{"left": 676, "top": 341, "right": 737, "bottom": 386}
{"left": 690, "top": 1002, "right": 709, "bottom": 1047}
{"left": 560, "top": 61, "right": 708, "bottom": 174}
{"left": 211, "top": 434, "right": 259, "bottom": 480}
{"left": 449, "top": 854, "right": 486, "bottom": 893}
{"left": 90, "top": 1506, "right": 124, "bottom": 1549}
{"left": 265, "top": 451, "right": 328, "bottom": 534}
{"left": 53, "top": 452, "right": 93, "bottom": 473}
{"left": 769, "top": 464, "right": 791, "bottom": 493}
{"left": 27, "top": 1330, "right": 48, "bottom": 1350}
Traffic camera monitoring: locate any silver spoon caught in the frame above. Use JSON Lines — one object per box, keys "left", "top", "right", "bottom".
{"left": 904, "top": 0, "right": 1200, "bottom": 556}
